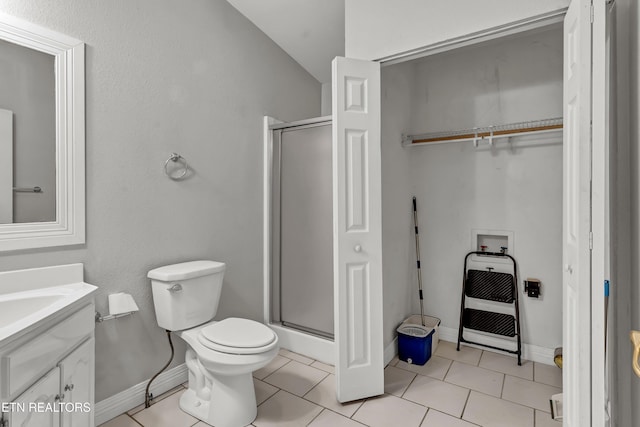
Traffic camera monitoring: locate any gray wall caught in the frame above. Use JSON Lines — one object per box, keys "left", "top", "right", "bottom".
{"left": 631, "top": 0, "right": 639, "bottom": 420}
{"left": 610, "top": 0, "right": 635, "bottom": 425}
{"left": 380, "top": 61, "right": 415, "bottom": 347}
{"left": 621, "top": 0, "right": 639, "bottom": 425}
{"left": 408, "top": 28, "right": 564, "bottom": 351}
{"left": 0, "top": 0, "right": 320, "bottom": 402}
{"left": 345, "top": 0, "right": 570, "bottom": 60}
{"left": 0, "top": 39, "right": 55, "bottom": 223}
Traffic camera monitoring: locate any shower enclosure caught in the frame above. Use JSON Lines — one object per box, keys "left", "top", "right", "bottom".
{"left": 270, "top": 117, "right": 334, "bottom": 339}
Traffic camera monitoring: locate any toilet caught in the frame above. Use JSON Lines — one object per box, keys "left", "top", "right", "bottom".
{"left": 148, "top": 260, "right": 279, "bottom": 427}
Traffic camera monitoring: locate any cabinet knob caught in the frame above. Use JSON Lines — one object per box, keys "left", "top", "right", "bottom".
{"left": 354, "top": 245, "right": 362, "bottom": 253}
{"left": 65, "top": 384, "right": 74, "bottom": 392}
{"left": 55, "top": 393, "right": 64, "bottom": 402}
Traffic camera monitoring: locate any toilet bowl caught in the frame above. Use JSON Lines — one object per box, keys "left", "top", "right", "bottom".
{"left": 148, "top": 261, "right": 279, "bottom": 427}
{"left": 177, "top": 319, "right": 278, "bottom": 426}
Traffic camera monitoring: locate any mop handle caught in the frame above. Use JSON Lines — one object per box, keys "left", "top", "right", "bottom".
{"left": 413, "top": 197, "right": 425, "bottom": 326}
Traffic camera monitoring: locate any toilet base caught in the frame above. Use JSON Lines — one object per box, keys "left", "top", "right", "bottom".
{"left": 180, "top": 373, "right": 257, "bottom": 427}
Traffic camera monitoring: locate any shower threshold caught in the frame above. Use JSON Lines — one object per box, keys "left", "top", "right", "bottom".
{"left": 281, "top": 321, "right": 334, "bottom": 341}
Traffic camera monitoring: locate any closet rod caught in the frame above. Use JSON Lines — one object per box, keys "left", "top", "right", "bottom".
{"left": 404, "top": 117, "right": 563, "bottom": 147}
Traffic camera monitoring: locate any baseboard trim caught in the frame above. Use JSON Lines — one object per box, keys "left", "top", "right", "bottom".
{"left": 438, "top": 326, "right": 556, "bottom": 365}
{"left": 94, "top": 363, "right": 188, "bottom": 425}
{"left": 384, "top": 337, "right": 398, "bottom": 365}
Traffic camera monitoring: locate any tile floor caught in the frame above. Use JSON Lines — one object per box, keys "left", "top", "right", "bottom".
{"left": 99, "top": 341, "right": 562, "bottom": 427}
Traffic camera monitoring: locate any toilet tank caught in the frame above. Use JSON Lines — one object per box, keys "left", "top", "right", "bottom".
{"left": 148, "top": 260, "right": 226, "bottom": 331}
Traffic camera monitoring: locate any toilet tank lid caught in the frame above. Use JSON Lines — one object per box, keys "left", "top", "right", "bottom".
{"left": 147, "top": 260, "right": 225, "bottom": 281}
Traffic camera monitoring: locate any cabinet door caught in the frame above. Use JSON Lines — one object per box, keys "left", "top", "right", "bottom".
{"left": 59, "top": 338, "right": 94, "bottom": 427}
{"left": 9, "top": 367, "right": 60, "bottom": 427}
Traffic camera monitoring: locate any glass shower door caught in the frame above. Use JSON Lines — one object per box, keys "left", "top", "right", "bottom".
{"left": 272, "top": 121, "right": 333, "bottom": 339}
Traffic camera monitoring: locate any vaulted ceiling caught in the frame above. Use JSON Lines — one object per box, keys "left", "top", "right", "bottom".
{"left": 226, "top": 0, "right": 345, "bottom": 84}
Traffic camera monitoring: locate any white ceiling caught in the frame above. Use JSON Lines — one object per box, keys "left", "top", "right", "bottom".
{"left": 226, "top": 0, "right": 345, "bottom": 84}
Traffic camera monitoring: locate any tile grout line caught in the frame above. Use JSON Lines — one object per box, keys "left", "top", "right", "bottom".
{"left": 299, "top": 371, "right": 331, "bottom": 405}
{"left": 321, "top": 407, "right": 368, "bottom": 426}
{"left": 264, "top": 359, "right": 330, "bottom": 399}
{"left": 306, "top": 407, "right": 324, "bottom": 426}
{"left": 418, "top": 407, "right": 429, "bottom": 426}
{"left": 459, "top": 388, "right": 472, "bottom": 422}
{"left": 467, "top": 385, "right": 543, "bottom": 416}
{"left": 259, "top": 356, "right": 293, "bottom": 384}
{"left": 124, "top": 413, "right": 144, "bottom": 427}
{"left": 398, "top": 370, "right": 419, "bottom": 399}
{"left": 435, "top": 406, "right": 483, "bottom": 427}
{"left": 441, "top": 356, "right": 455, "bottom": 380}
{"left": 348, "top": 393, "right": 371, "bottom": 421}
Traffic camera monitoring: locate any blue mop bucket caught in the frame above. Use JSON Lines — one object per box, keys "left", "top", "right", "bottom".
{"left": 397, "top": 324, "right": 435, "bottom": 365}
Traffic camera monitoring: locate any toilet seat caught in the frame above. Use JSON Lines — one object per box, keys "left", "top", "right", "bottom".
{"left": 198, "top": 317, "right": 277, "bottom": 355}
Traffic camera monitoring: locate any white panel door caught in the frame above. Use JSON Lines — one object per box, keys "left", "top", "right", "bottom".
{"left": 563, "top": 0, "right": 609, "bottom": 425}
{"left": 0, "top": 109, "right": 13, "bottom": 223}
{"left": 332, "top": 56, "right": 383, "bottom": 402}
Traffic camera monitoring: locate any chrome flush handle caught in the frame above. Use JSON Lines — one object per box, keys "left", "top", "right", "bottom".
{"left": 168, "top": 283, "right": 182, "bottom": 293}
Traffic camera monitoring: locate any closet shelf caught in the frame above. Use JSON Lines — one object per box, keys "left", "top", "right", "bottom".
{"left": 403, "top": 117, "right": 563, "bottom": 147}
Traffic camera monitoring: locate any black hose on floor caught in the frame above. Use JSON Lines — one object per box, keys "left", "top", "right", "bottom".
{"left": 144, "top": 330, "right": 175, "bottom": 408}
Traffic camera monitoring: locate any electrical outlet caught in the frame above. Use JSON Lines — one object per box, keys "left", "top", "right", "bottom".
{"left": 524, "top": 279, "right": 541, "bottom": 298}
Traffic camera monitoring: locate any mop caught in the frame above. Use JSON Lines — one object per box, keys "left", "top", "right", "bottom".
{"left": 395, "top": 197, "right": 442, "bottom": 365}
{"left": 412, "top": 197, "right": 425, "bottom": 326}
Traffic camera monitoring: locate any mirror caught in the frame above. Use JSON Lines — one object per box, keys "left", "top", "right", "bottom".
{"left": 0, "top": 12, "right": 85, "bottom": 251}
{"left": 0, "top": 39, "right": 56, "bottom": 224}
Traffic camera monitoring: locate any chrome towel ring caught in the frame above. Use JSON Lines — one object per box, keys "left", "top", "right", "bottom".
{"left": 164, "top": 153, "right": 189, "bottom": 180}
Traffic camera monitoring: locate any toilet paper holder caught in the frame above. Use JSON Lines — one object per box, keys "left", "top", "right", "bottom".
{"left": 95, "top": 292, "right": 140, "bottom": 322}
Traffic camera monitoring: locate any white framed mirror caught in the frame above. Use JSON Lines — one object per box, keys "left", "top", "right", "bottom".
{"left": 0, "top": 12, "right": 85, "bottom": 251}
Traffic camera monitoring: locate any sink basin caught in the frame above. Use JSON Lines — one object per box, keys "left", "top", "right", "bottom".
{"left": 0, "top": 294, "right": 66, "bottom": 328}
{"left": 0, "top": 282, "right": 97, "bottom": 343}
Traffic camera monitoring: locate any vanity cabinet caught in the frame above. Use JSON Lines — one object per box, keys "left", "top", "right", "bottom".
{"left": 0, "top": 304, "right": 95, "bottom": 427}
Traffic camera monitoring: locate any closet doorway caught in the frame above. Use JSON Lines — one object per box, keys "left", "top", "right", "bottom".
{"left": 375, "top": 1, "right": 609, "bottom": 425}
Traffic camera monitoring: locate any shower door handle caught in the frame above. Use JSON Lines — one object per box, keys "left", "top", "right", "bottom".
{"left": 631, "top": 330, "right": 640, "bottom": 377}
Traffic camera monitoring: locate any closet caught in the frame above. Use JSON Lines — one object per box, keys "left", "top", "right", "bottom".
{"left": 380, "top": 24, "right": 564, "bottom": 361}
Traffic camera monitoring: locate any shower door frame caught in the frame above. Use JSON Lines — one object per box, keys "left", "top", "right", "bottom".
{"left": 270, "top": 117, "right": 334, "bottom": 340}
{"left": 263, "top": 115, "right": 335, "bottom": 364}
